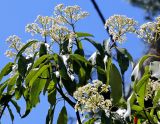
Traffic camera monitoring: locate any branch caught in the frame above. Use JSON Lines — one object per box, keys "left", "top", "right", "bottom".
{"left": 90, "top": 0, "right": 106, "bottom": 25}
{"left": 56, "top": 82, "right": 82, "bottom": 124}
{"left": 0, "top": 105, "right": 7, "bottom": 120}
{"left": 76, "top": 111, "right": 82, "bottom": 124}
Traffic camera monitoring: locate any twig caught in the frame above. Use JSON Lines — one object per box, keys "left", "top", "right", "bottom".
{"left": 76, "top": 111, "right": 82, "bottom": 124}
{"left": 143, "top": 109, "right": 152, "bottom": 124}
{"left": 0, "top": 105, "right": 7, "bottom": 120}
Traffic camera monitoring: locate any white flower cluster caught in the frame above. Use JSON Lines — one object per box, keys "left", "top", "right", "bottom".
{"left": 138, "top": 22, "right": 157, "bottom": 43}
{"left": 73, "top": 80, "right": 112, "bottom": 114}
{"left": 25, "top": 4, "right": 88, "bottom": 43}
{"left": 54, "top": 4, "right": 89, "bottom": 24}
{"left": 145, "top": 80, "right": 160, "bottom": 100}
{"left": 138, "top": 16, "right": 160, "bottom": 43}
{"left": 105, "top": 15, "right": 137, "bottom": 43}
{"left": 5, "top": 35, "right": 40, "bottom": 59}
{"left": 5, "top": 35, "right": 23, "bottom": 58}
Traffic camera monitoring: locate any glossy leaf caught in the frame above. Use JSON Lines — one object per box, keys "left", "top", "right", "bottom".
{"left": 29, "top": 65, "right": 49, "bottom": 87}
{"left": 21, "top": 99, "right": 32, "bottom": 118}
{"left": 7, "top": 73, "right": 18, "bottom": 93}
{"left": 69, "top": 54, "right": 91, "bottom": 65}
{"left": 76, "top": 32, "right": 94, "bottom": 37}
{"left": 47, "top": 81, "right": 56, "bottom": 106}
{"left": 18, "top": 55, "right": 28, "bottom": 77}
{"left": 7, "top": 105, "right": 14, "bottom": 122}
{"left": 16, "top": 40, "right": 38, "bottom": 61}
{"left": 0, "top": 62, "right": 14, "bottom": 82}
{"left": 11, "top": 99, "right": 21, "bottom": 116}
{"left": 85, "top": 118, "right": 97, "bottom": 124}
{"left": 39, "top": 43, "right": 47, "bottom": 57}
{"left": 116, "top": 48, "right": 130, "bottom": 74}
{"left": 109, "top": 64, "right": 122, "bottom": 104}
{"left": 84, "top": 38, "right": 104, "bottom": 56}
{"left": 46, "top": 106, "right": 54, "bottom": 124}
{"left": 33, "top": 55, "right": 51, "bottom": 68}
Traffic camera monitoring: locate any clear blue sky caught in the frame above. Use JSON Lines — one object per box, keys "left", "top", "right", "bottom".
{"left": 0, "top": 0, "right": 148, "bottom": 124}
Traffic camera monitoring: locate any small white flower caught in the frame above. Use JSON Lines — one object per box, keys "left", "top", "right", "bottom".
{"left": 116, "top": 108, "right": 126, "bottom": 117}
{"left": 54, "top": 71, "right": 60, "bottom": 78}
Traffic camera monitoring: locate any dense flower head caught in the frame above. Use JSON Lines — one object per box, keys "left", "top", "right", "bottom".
{"left": 105, "top": 15, "right": 137, "bottom": 43}
{"left": 145, "top": 80, "right": 160, "bottom": 101}
{"left": 5, "top": 35, "right": 41, "bottom": 59}
{"left": 138, "top": 15, "right": 160, "bottom": 43}
{"left": 25, "top": 4, "right": 88, "bottom": 43}
{"left": 137, "top": 22, "right": 157, "bottom": 43}
{"left": 73, "top": 80, "right": 112, "bottom": 114}
{"left": 54, "top": 4, "right": 89, "bottom": 24}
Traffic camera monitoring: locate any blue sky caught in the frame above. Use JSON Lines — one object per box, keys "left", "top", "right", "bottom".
{"left": 0, "top": 0, "right": 150, "bottom": 124}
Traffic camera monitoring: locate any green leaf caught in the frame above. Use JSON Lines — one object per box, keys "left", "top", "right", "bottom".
{"left": 153, "top": 90, "right": 160, "bottom": 106}
{"left": 132, "top": 105, "right": 143, "bottom": 111}
{"left": 0, "top": 62, "right": 14, "bottom": 82}
{"left": 29, "top": 65, "right": 49, "bottom": 87}
{"left": 74, "top": 40, "right": 84, "bottom": 56}
{"left": 33, "top": 55, "right": 51, "bottom": 68}
{"left": 109, "top": 64, "right": 122, "bottom": 104}
{"left": 30, "top": 77, "right": 47, "bottom": 107}
{"left": 21, "top": 99, "right": 32, "bottom": 118}
{"left": 57, "top": 106, "right": 68, "bottom": 124}
{"left": 117, "top": 48, "right": 133, "bottom": 62}
{"left": 16, "top": 40, "right": 38, "bottom": 61}
{"left": 47, "top": 81, "right": 56, "bottom": 106}
{"left": 135, "top": 74, "right": 150, "bottom": 93}
{"left": 7, "top": 73, "right": 18, "bottom": 93}
{"left": 85, "top": 118, "right": 97, "bottom": 124}
{"left": 7, "top": 105, "right": 14, "bottom": 122}
{"left": 78, "top": 67, "right": 86, "bottom": 86}
{"left": 69, "top": 54, "right": 91, "bottom": 65}
{"left": 46, "top": 106, "right": 55, "bottom": 124}
{"left": 138, "top": 54, "right": 160, "bottom": 69}
{"left": 55, "top": 55, "right": 76, "bottom": 95}
{"left": 84, "top": 38, "right": 104, "bottom": 56}
{"left": 25, "top": 69, "right": 38, "bottom": 86}
{"left": 116, "top": 48, "right": 130, "bottom": 74}
{"left": 11, "top": 99, "right": 21, "bottom": 116}
{"left": 39, "top": 43, "right": 47, "bottom": 57}
{"left": 18, "top": 55, "right": 28, "bottom": 77}
{"left": 0, "top": 81, "right": 8, "bottom": 95}
{"left": 101, "top": 110, "right": 111, "bottom": 124}
{"left": 137, "top": 78, "right": 148, "bottom": 107}
{"left": 76, "top": 32, "right": 94, "bottom": 37}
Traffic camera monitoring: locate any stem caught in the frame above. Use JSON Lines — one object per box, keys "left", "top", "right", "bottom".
{"left": 76, "top": 111, "right": 82, "bottom": 124}
{"left": 122, "top": 74, "right": 126, "bottom": 97}
{"left": 0, "top": 105, "right": 7, "bottom": 120}
{"left": 155, "top": 109, "right": 160, "bottom": 122}
{"left": 90, "top": 0, "right": 106, "bottom": 25}
{"left": 143, "top": 109, "right": 152, "bottom": 124}
{"left": 56, "top": 83, "right": 75, "bottom": 107}
{"left": 56, "top": 82, "right": 82, "bottom": 124}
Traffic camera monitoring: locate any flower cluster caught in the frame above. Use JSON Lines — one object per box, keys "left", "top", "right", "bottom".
{"left": 73, "top": 80, "right": 112, "bottom": 114}
{"left": 5, "top": 35, "right": 23, "bottom": 58}
{"left": 145, "top": 80, "right": 160, "bottom": 101}
{"left": 5, "top": 35, "right": 40, "bottom": 59}
{"left": 105, "top": 15, "right": 137, "bottom": 43}
{"left": 138, "top": 22, "right": 157, "bottom": 43}
{"left": 25, "top": 4, "right": 88, "bottom": 43}
{"left": 54, "top": 4, "right": 89, "bottom": 24}
{"left": 138, "top": 16, "right": 160, "bottom": 43}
